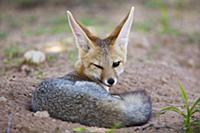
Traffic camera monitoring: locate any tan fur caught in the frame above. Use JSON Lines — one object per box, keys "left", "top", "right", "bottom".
{"left": 75, "top": 43, "right": 125, "bottom": 84}
{"left": 67, "top": 7, "right": 134, "bottom": 91}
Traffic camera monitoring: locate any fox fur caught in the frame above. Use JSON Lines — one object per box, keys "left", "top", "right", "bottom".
{"left": 32, "top": 72, "right": 151, "bottom": 128}
{"left": 32, "top": 7, "right": 152, "bottom": 128}
{"left": 67, "top": 7, "right": 134, "bottom": 91}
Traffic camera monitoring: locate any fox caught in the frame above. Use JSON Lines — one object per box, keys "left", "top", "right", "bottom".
{"left": 32, "top": 7, "right": 152, "bottom": 128}
{"left": 67, "top": 6, "right": 135, "bottom": 92}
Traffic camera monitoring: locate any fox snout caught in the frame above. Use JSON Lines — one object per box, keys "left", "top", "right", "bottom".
{"left": 105, "top": 77, "right": 117, "bottom": 86}
{"left": 102, "top": 69, "right": 118, "bottom": 87}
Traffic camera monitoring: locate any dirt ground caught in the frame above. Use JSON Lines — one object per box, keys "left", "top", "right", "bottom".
{"left": 0, "top": 1, "right": 200, "bottom": 133}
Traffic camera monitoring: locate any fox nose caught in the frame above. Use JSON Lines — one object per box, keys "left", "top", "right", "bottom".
{"left": 107, "top": 78, "right": 115, "bottom": 85}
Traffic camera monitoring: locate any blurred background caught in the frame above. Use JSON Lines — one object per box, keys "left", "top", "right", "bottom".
{"left": 0, "top": 0, "right": 199, "bottom": 75}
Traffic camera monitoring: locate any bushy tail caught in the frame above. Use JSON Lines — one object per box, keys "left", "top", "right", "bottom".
{"left": 117, "top": 91, "right": 152, "bottom": 126}
{"left": 32, "top": 78, "right": 151, "bottom": 128}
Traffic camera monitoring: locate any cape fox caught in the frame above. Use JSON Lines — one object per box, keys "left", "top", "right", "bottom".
{"left": 32, "top": 7, "right": 152, "bottom": 128}
{"left": 32, "top": 73, "right": 152, "bottom": 128}
{"left": 67, "top": 6, "right": 134, "bottom": 92}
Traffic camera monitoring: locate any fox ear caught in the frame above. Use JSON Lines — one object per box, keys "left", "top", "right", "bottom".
{"left": 67, "top": 11, "right": 94, "bottom": 52}
{"left": 109, "top": 7, "right": 134, "bottom": 51}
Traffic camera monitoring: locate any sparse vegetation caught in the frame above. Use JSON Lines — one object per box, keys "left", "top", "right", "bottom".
{"left": 3, "top": 58, "right": 22, "bottom": 69}
{"left": 160, "top": 82, "right": 200, "bottom": 133}
{"left": 46, "top": 54, "right": 57, "bottom": 63}
{"left": 175, "top": 0, "right": 187, "bottom": 8}
{"left": 0, "top": 31, "right": 8, "bottom": 39}
{"left": 106, "top": 123, "right": 122, "bottom": 133}
{"left": 159, "top": 6, "right": 180, "bottom": 36}
{"left": 144, "top": 0, "right": 187, "bottom": 9}
{"left": 80, "top": 18, "right": 96, "bottom": 26}
{"left": 73, "top": 127, "right": 88, "bottom": 132}
{"left": 26, "top": 15, "right": 37, "bottom": 23}
{"left": 186, "top": 32, "right": 200, "bottom": 44}
{"left": 144, "top": 0, "right": 181, "bottom": 36}
{"left": 4, "top": 45, "right": 23, "bottom": 60}
{"left": 135, "top": 21, "right": 152, "bottom": 33}
{"left": 24, "top": 16, "right": 71, "bottom": 36}
{"left": 9, "top": 19, "right": 22, "bottom": 29}
{"left": 144, "top": 0, "right": 164, "bottom": 9}
{"left": 23, "top": 16, "right": 104, "bottom": 36}
{"left": 34, "top": 69, "right": 44, "bottom": 79}
{"left": 3, "top": 45, "right": 24, "bottom": 70}
{"left": 67, "top": 50, "right": 78, "bottom": 65}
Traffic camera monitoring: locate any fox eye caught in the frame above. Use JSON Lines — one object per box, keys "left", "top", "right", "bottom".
{"left": 112, "top": 61, "right": 121, "bottom": 68}
{"left": 92, "top": 63, "right": 103, "bottom": 70}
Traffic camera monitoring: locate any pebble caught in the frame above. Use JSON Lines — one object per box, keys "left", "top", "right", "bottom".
{"left": 0, "top": 96, "right": 7, "bottom": 102}
{"left": 187, "top": 59, "right": 195, "bottom": 67}
{"left": 161, "top": 77, "right": 168, "bottom": 84}
{"left": 34, "top": 111, "right": 49, "bottom": 118}
{"left": 24, "top": 50, "right": 46, "bottom": 64}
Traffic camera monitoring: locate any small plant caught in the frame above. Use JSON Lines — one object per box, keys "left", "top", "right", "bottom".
{"left": 106, "top": 123, "right": 122, "bottom": 133}
{"left": 159, "top": 2, "right": 180, "bottom": 36}
{"left": 4, "top": 45, "right": 22, "bottom": 60}
{"left": 145, "top": 0, "right": 180, "bottom": 36}
{"left": 3, "top": 45, "right": 24, "bottom": 70}
{"left": 161, "top": 82, "right": 200, "bottom": 133}
{"left": 73, "top": 127, "right": 88, "bottom": 133}
{"left": 34, "top": 69, "right": 44, "bottom": 79}
{"left": 46, "top": 55, "right": 57, "bottom": 63}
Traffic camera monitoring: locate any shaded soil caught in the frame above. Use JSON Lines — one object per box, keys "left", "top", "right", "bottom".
{"left": 0, "top": 1, "right": 200, "bottom": 133}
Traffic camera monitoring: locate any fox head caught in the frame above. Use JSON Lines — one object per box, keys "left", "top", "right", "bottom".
{"left": 67, "top": 7, "right": 134, "bottom": 91}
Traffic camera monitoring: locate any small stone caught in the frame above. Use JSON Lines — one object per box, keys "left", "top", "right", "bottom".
{"left": 24, "top": 50, "right": 46, "bottom": 64}
{"left": 16, "top": 124, "right": 22, "bottom": 128}
{"left": 34, "top": 111, "right": 49, "bottom": 118}
{"left": 160, "top": 61, "right": 168, "bottom": 66}
{"left": 161, "top": 77, "right": 168, "bottom": 84}
{"left": 0, "top": 96, "right": 7, "bottom": 102}
{"left": 187, "top": 59, "right": 195, "bottom": 67}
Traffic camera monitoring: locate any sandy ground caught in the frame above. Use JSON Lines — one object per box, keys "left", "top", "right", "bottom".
{"left": 0, "top": 1, "right": 200, "bottom": 133}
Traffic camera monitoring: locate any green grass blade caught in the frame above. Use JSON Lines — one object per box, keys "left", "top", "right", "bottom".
{"left": 178, "top": 82, "right": 188, "bottom": 103}
{"left": 73, "top": 127, "right": 87, "bottom": 132}
{"left": 191, "top": 119, "right": 200, "bottom": 132}
{"left": 191, "top": 119, "right": 200, "bottom": 126}
{"left": 161, "top": 106, "right": 185, "bottom": 117}
{"left": 191, "top": 97, "right": 200, "bottom": 115}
